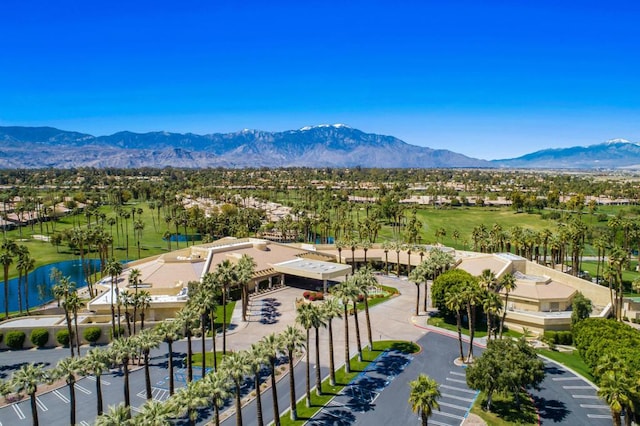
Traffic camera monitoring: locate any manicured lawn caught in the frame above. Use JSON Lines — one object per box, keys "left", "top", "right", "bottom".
{"left": 279, "top": 340, "right": 420, "bottom": 425}
{"left": 471, "top": 390, "right": 538, "bottom": 425}
{"left": 580, "top": 260, "right": 640, "bottom": 285}
{"left": 536, "top": 348, "right": 594, "bottom": 382}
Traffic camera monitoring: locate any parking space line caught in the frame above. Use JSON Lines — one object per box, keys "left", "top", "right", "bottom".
{"left": 13, "top": 404, "right": 26, "bottom": 420}
{"left": 563, "top": 385, "right": 592, "bottom": 390}
{"left": 573, "top": 395, "right": 599, "bottom": 399}
{"left": 441, "top": 393, "right": 474, "bottom": 403}
{"left": 440, "top": 384, "right": 477, "bottom": 394}
{"left": 53, "top": 390, "right": 70, "bottom": 403}
{"left": 580, "top": 404, "right": 609, "bottom": 409}
{"left": 449, "top": 371, "right": 465, "bottom": 377}
{"left": 35, "top": 397, "right": 48, "bottom": 412}
{"left": 552, "top": 377, "right": 581, "bottom": 381}
{"left": 79, "top": 421, "right": 90, "bottom": 426}
{"left": 432, "top": 410, "right": 464, "bottom": 420}
{"left": 588, "top": 414, "right": 611, "bottom": 419}
{"left": 429, "top": 419, "right": 455, "bottom": 426}
{"left": 86, "top": 376, "right": 110, "bottom": 385}
{"left": 445, "top": 378, "right": 466, "bottom": 384}
{"left": 74, "top": 384, "right": 92, "bottom": 395}
{"left": 438, "top": 401, "right": 469, "bottom": 411}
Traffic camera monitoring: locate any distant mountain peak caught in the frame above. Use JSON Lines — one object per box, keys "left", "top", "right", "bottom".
{"left": 604, "top": 138, "right": 632, "bottom": 144}
{"left": 299, "top": 123, "right": 351, "bottom": 131}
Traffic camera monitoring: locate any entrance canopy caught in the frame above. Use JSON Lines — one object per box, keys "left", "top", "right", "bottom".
{"left": 273, "top": 258, "right": 352, "bottom": 281}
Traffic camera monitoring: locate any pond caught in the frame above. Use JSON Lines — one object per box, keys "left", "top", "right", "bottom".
{"left": 0, "top": 259, "right": 101, "bottom": 313}
{"left": 163, "top": 233, "right": 202, "bottom": 242}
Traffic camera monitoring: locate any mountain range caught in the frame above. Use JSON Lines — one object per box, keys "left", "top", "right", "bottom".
{"left": 0, "top": 125, "right": 637, "bottom": 169}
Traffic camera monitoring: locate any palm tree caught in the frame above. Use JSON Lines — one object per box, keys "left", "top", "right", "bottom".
{"left": 478, "top": 268, "right": 498, "bottom": 291}
{"left": 237, "top": 254, "right": 256, "bottom": 322}
{"left": 462, "top": 281, "right": 481, "bottom": 362}
{"left": 156, "top": 320, "right": 182, "bottom": 396}
{"left": 110, "top": 337, "right": 135, "bottom": 417}
{"left": 128, "top": 268, "right": 142, "bottom": 334}
{"left": 66, "top": 291, "right": 85, "bottom": 355}
{"left": 332, "top": 280, "right": 357, "bottom": 373}
{"left": 248, "top": 343, "right": 268, "bottom": 426}
{"left": 445, "top": 290, "right": 465, "bottom": 362}
{"left": 221, "top": 350, "right": 250, "bottom": 426}
{"left": 135, "top": 328, "right": 161, "bottom": 400}
{"left": 0, "top": 238, "right": 17, "bottom": 318}
{"left": 353, "top": 265, "right": 377, "bottom": 350}
{"left": 188, "top": 285, "right": 212, "bottom": 375}
{"left": 409, "top": 374, "right": 441, "bottom": 426}
{"left": 105, "top": 258, "right": 123, "bottom": 339}
{"left": 171, "top": 381, "right": 207, "bottom": 426}
{"left": 202, "top": 370, "right": 231, "bottom": 426}
{"left": 11, "top": 363, "right": 48, "bottom": 426}
{"left": 136, "top": 399, "right": 175, "bottom": 426}
{"left": 482, "top": 291, "right": 502, "bottom": 342}
{"left": 597, "top": 370, "right": 629, "bottom": 426}
{"left": 95, "top": 404, "right": 131, "bottom": 426}
{"left": 19, "top": 253, "right": 35, "bottom": 314}
{"left": 498, "top": 272, "right": 516, "bottom": 338}
{"left": 83, "top": 348, "right": 110, "bottom": 416}
{"left": 54, "top": 276, "right": 76, "bottom": 357}
{"left": 409, "top": 264, "right": 424, "bottom": 316}
{"left": 136, "top": 289, "right": 152, "bottom": 331}
{"left": 261, "top": 333, "right": 283, "bottom": 426}
{"left": 281, "top": 325, "right": 305, "bottom": 420}
{"left": 214, "top": 259, "right": 237, "bottom": 354}
{"left": 176, "top": 308, "right": 198, "bottom": 383}
{"left": 322, "top": 297, "right": 342, "bottom": 386}
{"left": 53, "top": 356, "right": 83, "bottom": 426}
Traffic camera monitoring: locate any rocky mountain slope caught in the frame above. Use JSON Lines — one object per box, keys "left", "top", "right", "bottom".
{"left": 0, "top": 125, "right": 489, "bottom": 169}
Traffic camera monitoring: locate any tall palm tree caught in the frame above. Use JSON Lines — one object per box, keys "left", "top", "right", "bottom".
{"left": 354, "top": 265, "right": 377, "bottom": 350}
{"left": 135, "top": 328, "right": 161, "bottom": 400}
{"left": 136, "top": 398, "right": 174, "bottom": 426}
{"left": 176, "top": 308, "right": 198, "bottom": 383}
{"left": 170, "top": 381, "right": 207, "bottom": 426}
{"left": 17, "top": 251, "right": 35, "bottom": 314}
{"left": 248, "top": 343, "right": 268, "bottom": 426}
{"left": 261, "top": 333, "right": 282, "bottom": 426}
{"left": 188, "top": 285, "right": 211, "bottom": 375}
{"left": 498, "top": 272, "right": 516, "bottom": 338}
{"left": 54, "top": 276, "right": 76, "bottom": 357}
{"left": 53, "top": 356, "right": 83, "bottom": 426}
{"left": 0, "top": 238, "right": 17, "bottom": 319}
{"left": 409, "top": 264, "right": 424, "bottom": 317}
{"left": 95, "top": 403, "right": 131, "bottom": 426}
{"left": 105, "top": 258, "right": 123, "bottom": 339}
{"left": 409, "top": 374, "right": 441, "bottom": 426}
{"left": 214, "top": 259, "right": 237, "bottom": 354}
{"left": 597, "top": 370, "right": 630, "bottom": 426}
{"left": 322, "top": 297, "right": 342, "bottom": 386}
{"left": 281, "top": 325, "right": 305, "bottom": 420}
{"left": 83, "top": 348, "right": 109, "bottom": 416}
{"left": 136, "top": 289, "right": 152, "bottom": 331}
{"left": 462, "top": 280, "right": 481, "bottom": 362}
{"left": 202, "top": 370, "right": 231, "bottom": 426}
{"left": 66, "top": 291, "right": 85, "bottom": 355}
{"left": 128, "top": 268, "right": 142, "bottom": 334}
{"left": 332, "top": 280, "right": 357, "bottom": 373}
{"left": 237, "top": 254, "right": 256, "bottom": 322}
{"left": 296, "top": 303, "right": 314, "bottom": 407}
{"left": 110, "top": 337, "right": 135, "bottom": 417}
{"left": 11, "top": 363, "right": 48, "bottom": 426}
{"left": 478, "top": 269, "right": 498, "bottom": 291}
{"left": 445, "top": 290, "right": 465, "bottom": 362}
{"left": 481, "top": 291, "right": 502, "bottom": 342}
{"left": 221, "top": 350, "right": 250, "bottom": 426}
{"left": 156, "top": 320, "right": 182, "bottom": 396}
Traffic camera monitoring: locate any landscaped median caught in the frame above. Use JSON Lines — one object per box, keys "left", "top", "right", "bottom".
{"left": 279, "top": 340, "right": 420, "bottom": 426}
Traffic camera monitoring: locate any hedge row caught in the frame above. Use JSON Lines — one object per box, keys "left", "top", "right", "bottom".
{"left": 543, "top": 330, "right": 573, "bottom": 345}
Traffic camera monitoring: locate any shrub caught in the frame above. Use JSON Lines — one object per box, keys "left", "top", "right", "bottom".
{"left": 56, "top": 329, "right": 71, "bottom": 346}
{"left": 543, "top": 331, "right": 558, "bottom": 344}
{"left": 303, "top": 291, "right": 311, "bottom": 299}
{"left": 308, "top": 294, "right": 316, "bottom": 301}
{"left": 558, "top": 331, "right": 573, "bottom": 345}
{"left": 30, "top": 328, "right": 49, "bottom": 348}
{"left": 83, "top": 327, "right": 102, "bottom": 344}
{"left": 314, "top": 292, "right": 324, "bottom": 301}
{"left": 5, "top": 330, "right": 26, "bottom": 350}
{"left": 109, "top": 326, "right": 126, "bottom": 340}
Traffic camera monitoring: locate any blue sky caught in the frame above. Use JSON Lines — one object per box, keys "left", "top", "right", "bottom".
{"left": 1, "top": 0, "right": 639, "bottom": 160}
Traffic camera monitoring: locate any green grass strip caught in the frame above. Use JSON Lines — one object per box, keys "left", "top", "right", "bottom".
{"left": 471, "top": 390, "right": 538, "bottom": 425}
{"left": 279, "top": 340, "right": 419, "bottom": 426}
{"left": 536, "top": 348, "right": 594, "bottom": 382}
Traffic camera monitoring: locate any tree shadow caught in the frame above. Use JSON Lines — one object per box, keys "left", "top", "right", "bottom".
{"left": 0, "top": 361, "right": 30, "bottom": 379}
{"left": 389, "top": 341, "right": 419, "bottom": 353}
{"left": 307, "top": 408, "right": 356, "bottom": 425}
{"left": 533, "top": 395, "right": 570, "bottom": 423}
{"left": 479, "top": 391, "right": 539, "bottom": 424}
